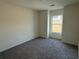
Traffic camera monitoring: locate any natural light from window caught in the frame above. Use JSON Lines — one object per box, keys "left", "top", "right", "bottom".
{"left": 51, "top": 15, "right": 63, "bottom": 33}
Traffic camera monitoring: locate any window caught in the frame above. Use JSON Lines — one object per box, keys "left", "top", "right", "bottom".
{"left": 51, "top": 15, "right": 63, "bottom": 33}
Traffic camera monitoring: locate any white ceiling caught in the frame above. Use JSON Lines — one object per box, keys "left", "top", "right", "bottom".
{"left": 1, "top": 0, "right": 79, "bottom": 10}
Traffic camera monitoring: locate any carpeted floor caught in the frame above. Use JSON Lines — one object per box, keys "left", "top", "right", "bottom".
{"left": 0, "top": 38, "right": 78, "bottom": 59}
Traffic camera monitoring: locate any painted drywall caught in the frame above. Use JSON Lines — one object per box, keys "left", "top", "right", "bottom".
{"left": 39, "top": 10, "right": 48, "bottom": 38}
{"left": 62, "top": 3, "right": 79, "bottom": 45}
{"left": 0, "top": 1, "right": 39, "bottom": 52}
{"left": 47, "top": 10, "right": 50, "bottom": 38}
{"left": 78, "top": 43, "right": 79, "bottom": 59}
{"left": 50, "top": 9, "right": 63, "bottom": 39}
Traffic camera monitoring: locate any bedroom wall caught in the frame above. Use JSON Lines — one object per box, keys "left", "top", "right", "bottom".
{"left": 39, "top": 10, "right": 48, "bottom": 38}
{"left": 78, "top": 43, "right": 79, "bottom": 59}
{"left": 0, "top": 1, "right": 39, "bottom": 52}
{"left": 62, "top": 3, "right": 79, "bottom": 45}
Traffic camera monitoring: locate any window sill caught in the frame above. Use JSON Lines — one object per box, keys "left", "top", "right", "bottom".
{"left": 52, "top": 32, "right": 62, "bottom": 34}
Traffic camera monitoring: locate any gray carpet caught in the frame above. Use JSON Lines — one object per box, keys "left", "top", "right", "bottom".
{"left": 0, "top": 38, "right": 78, "bottom": 59}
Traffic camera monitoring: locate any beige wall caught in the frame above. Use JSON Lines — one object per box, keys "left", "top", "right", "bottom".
{"left": 39, "top": 10, "right": 48, "bottom": 38}
{"left": 0, "top": 1, "right": 39, "bottom": 52}
{"left": 78, "top": 43, "right": 79, "bottom": 59}
{"left": 62, "top": 3, "right": 79, "bottom": 45}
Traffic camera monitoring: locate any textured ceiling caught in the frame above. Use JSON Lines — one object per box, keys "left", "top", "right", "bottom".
{"left": 1, "top": 0, "right": 79, "bottom": 10}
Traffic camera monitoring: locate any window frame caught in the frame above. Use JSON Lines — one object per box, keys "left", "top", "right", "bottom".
{"left": 51, "top": 15, "right": 63, "bottom": 34}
